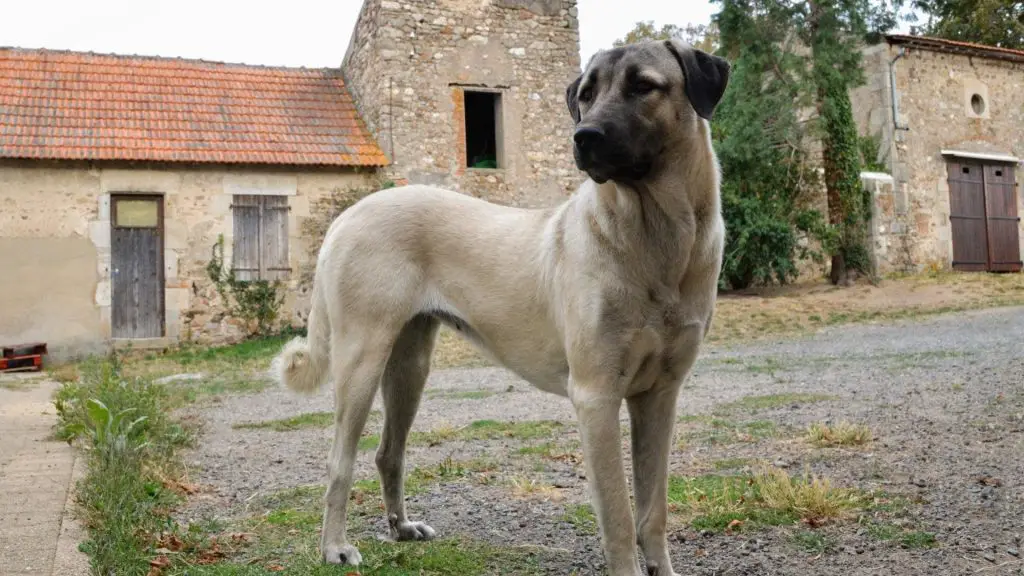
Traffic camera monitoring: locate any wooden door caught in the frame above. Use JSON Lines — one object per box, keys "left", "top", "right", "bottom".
{"left": 947, "top": 160, "right": 990, "bottom": 271}
{"left": 983, "top": 164, "right": 1022, "bottom": 272}
{"left": 111, "top": 195, "right": 164, "bottom": 338}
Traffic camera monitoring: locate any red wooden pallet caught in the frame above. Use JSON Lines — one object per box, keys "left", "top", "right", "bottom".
{"left": 0, "top": 342, "right": 47, "bottom": 373}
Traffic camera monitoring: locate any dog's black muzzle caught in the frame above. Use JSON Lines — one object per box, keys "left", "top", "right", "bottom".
{"left": 573, "top": 124, "right": 652, "bottom": 184}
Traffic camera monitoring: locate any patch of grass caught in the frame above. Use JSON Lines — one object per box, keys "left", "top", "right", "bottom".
{"left": 52, "top": 354, "right": 194, "bottom": 576}
{"left": 714, "top": 393, "right": 836, "bottom": 414}
{"left": 175, "top": 376, "right": 272, "bottom": 404}
{"left": 866, "top": 522, "right": 901, "bottom": 541}
{"left": 667, "top": 463, "right": 865, "bottom": 533}
{"left": 792, "top": 530, "right": 837, "bottom": 554}
{"left": 708, "top": 272, "right": 1024, "bottom": 345}
{"left": 806, "top": 421, "right": 873, "bottom": 447}
{"left": 712, "top": 458, "right": 752, "bottom": 471}
{"left": 516, "top": 441, "right": 581, "bottom": 464}
{"left": 508, "top": 476, "right": 564, "bottom": 501}
{"left": 680, "top": 417, "right": 780, "bottom": 445}
{"left": 232, "top": 411, "right": 383, "bottom": 452}
{"left": 899, "top": 531, "right": 937, "bottom": 549}
{"left": 425, "top": 388, "right": 497, "bottom": 400}
{"left": 233, "top": 411, "right": 334, "bottom": 432}
{"left": 410, "top": 419, "right": 564, "bottom": 446}
{"left": 561, "top": 503, "right": 598, "bottom": 535}
{"left": 120, "top": 332, "right": 296, "bottom": 381}
{"left": 432, "top": 326, "right": 492, "bottom": 370}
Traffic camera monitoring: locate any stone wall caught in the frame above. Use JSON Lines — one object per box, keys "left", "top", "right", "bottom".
{"left": 0, "top": 161, "right": 374, "bottom": 359}
{"left": 855, "top": 43, "right": 1024, "bottom": 273}
{"left": 342, "top": 0, "right": 583, "bottom": 208}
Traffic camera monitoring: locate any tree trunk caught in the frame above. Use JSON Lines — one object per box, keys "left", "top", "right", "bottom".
{"left": 810, "top": 0, "right": 848, "bottom": 286}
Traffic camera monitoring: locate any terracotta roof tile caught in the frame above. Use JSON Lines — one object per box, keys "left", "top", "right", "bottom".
{"left": 886, "top": 34, "right": 1024, "bottom": 63}
{"left": 0, "top": 47, "right": 389, "bottom": 167}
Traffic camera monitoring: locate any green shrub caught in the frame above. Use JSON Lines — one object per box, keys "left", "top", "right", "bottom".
{"left": 54, "top": 354, "right": 192, "bottom": 575}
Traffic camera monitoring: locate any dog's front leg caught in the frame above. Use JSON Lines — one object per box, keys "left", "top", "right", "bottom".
{"left": 571, "top": 387, "right": 644, "bottom": 576}
{"left": 627, "top": 384, "right": 681, "bottom": 576}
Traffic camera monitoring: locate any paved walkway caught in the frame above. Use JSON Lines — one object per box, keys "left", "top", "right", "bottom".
{"left": 0, "top": 375, "right": 89, "bottom": 576}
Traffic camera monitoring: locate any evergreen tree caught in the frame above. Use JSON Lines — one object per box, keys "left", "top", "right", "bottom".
{"left": 715, "top": 0, "right": 902, "bottom": 284}
{"left": 911, "top": 0, "right": 1024, "bottom": 49}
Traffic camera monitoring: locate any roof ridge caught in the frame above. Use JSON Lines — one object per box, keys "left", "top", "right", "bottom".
{"left": 885, "top": 34, "right": 1024, "bottom": 59}
{"left": 0, "top": 45, "right": 341, "bottom": 73}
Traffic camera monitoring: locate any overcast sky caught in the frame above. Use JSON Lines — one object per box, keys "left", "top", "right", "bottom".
{"left": 2, "top": 0, "right": 723, "bottom": 68}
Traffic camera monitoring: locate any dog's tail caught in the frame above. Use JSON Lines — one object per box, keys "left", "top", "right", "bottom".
{"left": 273, "top": 284, "right": 330, "bottom": 395}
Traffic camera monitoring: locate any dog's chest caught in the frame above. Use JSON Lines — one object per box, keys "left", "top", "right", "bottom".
{"left": 603, "top": 284, "right": 703, "bottom": 395}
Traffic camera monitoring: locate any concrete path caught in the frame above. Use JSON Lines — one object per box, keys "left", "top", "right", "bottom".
{"left": 0, "top": 375, "right": 89, "bottom": 576}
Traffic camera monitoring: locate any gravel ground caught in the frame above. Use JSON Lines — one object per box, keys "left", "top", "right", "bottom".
{"left": 176, "top": 305, "right": 1024, "bottom": 575}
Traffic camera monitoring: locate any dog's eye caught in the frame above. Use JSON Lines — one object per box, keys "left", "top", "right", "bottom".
{"left": 578, "top": 87, "right": 593, "bottom": 103}
{"left": 633, "top": 81, "right": 656, "bottom": 96}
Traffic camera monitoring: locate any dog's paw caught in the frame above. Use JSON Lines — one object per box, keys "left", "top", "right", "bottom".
{"left": 389, "top": 514, "right": 437, "bottom": 541}
{"left": 322, "top": 543, "right": 362, "bottom": 566}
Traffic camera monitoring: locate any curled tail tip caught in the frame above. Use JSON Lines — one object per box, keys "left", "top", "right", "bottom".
{"left": 273, "top": 336, "right": 324, "bottom": 394}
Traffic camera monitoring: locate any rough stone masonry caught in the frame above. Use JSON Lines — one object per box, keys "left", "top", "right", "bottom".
{"left": 342, "top": 0, "right": 584, "bottom": 208}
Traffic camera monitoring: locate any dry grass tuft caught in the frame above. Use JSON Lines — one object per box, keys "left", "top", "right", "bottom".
{"left": 806, "top": 421, "right": 873, "bottom": 447}
{"left": 508, "top": 476, "right": 565, "bottom": 502}
{"left": 753, "top": 463, "right": 864, "bottom": 523}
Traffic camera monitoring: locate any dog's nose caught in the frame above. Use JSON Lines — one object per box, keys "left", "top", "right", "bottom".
{"left": 573, "top": 126, "right": 605, "bottom": 153}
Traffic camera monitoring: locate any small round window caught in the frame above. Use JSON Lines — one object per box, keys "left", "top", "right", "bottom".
{"left": 971, "top": 93, "right": 986, "bottom": 115}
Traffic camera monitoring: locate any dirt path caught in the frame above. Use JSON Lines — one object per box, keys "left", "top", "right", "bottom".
{"left": 0, "top": 376, "right": 89, "bottom": 576}
{"left": 175, "top": 306, "right": 1024, "bottom": 575}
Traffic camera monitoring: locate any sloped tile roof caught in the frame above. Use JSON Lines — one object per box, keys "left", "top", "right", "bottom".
{"left": 0, "top": 47, "right": 388, "bottom": 167}
{"left": 886, "top": 34, "right": 1024, "bottom": 64}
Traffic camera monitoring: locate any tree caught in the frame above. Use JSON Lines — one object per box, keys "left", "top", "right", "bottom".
{"left": 615, "top": 20, "right": 720, "bottom": 53}
{"left": 714, "top": 0, "right": 902, "bottom": 284}
{"left": 911, "top": 0, "right": 1024, "bottom": 48}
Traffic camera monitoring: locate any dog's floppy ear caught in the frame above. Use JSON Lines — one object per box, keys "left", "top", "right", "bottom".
{"left": 565, "top": 74, "right": 582, "bottom": 124}
{"left": 664, "top": 39, "right": 731, "bottom": 121}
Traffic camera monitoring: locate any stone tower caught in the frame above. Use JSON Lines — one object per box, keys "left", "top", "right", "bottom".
{"left": 341, "top": 0, "right": 582, "bottom": 207}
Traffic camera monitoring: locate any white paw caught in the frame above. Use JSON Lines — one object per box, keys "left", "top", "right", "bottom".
{"left": 323, "top": 543, "right": 362, "bottom": 566}
{"left": 389, "top": 514, "right": 437, "bottom": 541}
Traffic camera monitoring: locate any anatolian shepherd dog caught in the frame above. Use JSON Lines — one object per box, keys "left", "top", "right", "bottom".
{"left": 273, "top": 38, "right": 731, "bottom": 576}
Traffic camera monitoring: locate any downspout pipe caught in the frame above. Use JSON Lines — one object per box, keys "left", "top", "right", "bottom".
{"left": 890, "top": 46, "right": 910, "bottom": 131}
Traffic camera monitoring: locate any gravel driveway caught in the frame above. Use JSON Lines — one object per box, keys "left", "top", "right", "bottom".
{"left": 176, "top": 305, "right": 1024, "bottom": 575}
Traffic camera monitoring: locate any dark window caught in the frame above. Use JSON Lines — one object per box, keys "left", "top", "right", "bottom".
{"left": 464, "top": 91, "right": 502, "bottom": 169}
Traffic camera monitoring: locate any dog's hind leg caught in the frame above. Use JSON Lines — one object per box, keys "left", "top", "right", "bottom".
{"left": 320, "top": 328, "right": 396, "bottom": 566}
{"left": 627, "top": 385, "right": 682, "bottom": 576}
{"left": 376, "top": 314, "right": 440, "bottom": 541}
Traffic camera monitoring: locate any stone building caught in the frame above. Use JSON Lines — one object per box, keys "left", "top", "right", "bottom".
{"left": 342, "top": 0, "right": 582, "bottom": 206}
{"left": 0, "top": 1, "right": 583, "bottom": 360}
{"left": 852, "top": 35, "right": 1024, "bottom": 275}
{"left": 0, "top": 48, "right": 386, "bottom": 359}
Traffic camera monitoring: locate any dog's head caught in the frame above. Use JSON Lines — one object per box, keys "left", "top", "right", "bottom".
{"left": 565, "top": 39, "right": 731, "bottom": 184}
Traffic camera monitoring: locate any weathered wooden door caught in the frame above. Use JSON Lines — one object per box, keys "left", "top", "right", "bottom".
{"left": 983, "top": 164, "right": 1022, "bottom": 272}
{"left": 947, "top": 160, "right": 1022, "bottom": 272}
{"left": 111, "top": 195, "right": 165, "bottom": 338}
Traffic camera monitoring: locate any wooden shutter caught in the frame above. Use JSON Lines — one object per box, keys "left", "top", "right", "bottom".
{"left": 232, "top": 194, "right": 291, "bottom": 281}
{"left": 232, "top": 195, "right": 262, "bottom": 281}
{"left": 261, "top": 195, "right": 291, "bottom": 281}
{"left": 983, "top": 164, "right": 1022, "bottom": 272}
